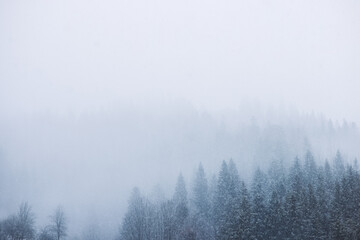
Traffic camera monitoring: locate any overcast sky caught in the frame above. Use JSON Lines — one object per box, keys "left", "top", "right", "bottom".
{"left": 1, "top": 0, "right": 359, "bottom": 123}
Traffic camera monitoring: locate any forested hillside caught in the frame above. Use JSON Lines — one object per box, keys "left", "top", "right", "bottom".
{"left": 119, "top": 151, "right": 360, "bottom": 240}
{"left": 0, "top": 108, "right": 360, "bottom": 239}
{"left": 1, "top": 0, "right": 359, "bottom": 238}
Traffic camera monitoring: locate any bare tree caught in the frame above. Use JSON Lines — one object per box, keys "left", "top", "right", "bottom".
{"left": 2, "top": 202, "right": 35, "bottom": 240}
{"left": 49, "top": 206, "right": 67, "bottom": 240}
{"left": 37, "top": 226, "right": 54, "bottom": 240}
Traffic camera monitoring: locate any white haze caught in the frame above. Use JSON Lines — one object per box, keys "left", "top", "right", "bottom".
{"left": 0, "top": 0, "right": 359, "bottom": 239}
{"left": 0, "top": 0, "right": 359, "bottom": 122}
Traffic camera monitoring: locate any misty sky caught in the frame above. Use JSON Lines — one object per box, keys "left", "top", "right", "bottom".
{"left": 1, "top": 0, "right": 359, "bottom": 123}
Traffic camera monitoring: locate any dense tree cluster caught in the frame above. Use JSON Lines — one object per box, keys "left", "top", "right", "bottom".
{"left": 0, "top": 205, "right": 67, "bottom": 240}
{"left": 119, "top": 151, "right": 360, "bottom": 240}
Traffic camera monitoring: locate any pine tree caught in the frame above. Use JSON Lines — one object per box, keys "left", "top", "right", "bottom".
{"left": 304, "top": 150, "right": 317, "bottom": 186}
{"left": 251, "top": 168, "right": 268, "bottom": 240}
{"left": 340, "top": 166, "right": 360, "bottom": 239}
{"left": 267, "top": 190, "right": 284, "bottom": 240}
{"left": 289, "top": 157, "right": 304, "bottom": 197}
{"left": 214, "top": 161, "right": 231, "bottom": 240}
{"left": 285, "top": 158, "right": 306, "bottom": 240}
{"left": 120, "top": 188, "right": 146, "bottom": 240}
{"left": 208, "top": 174, "right": 218, "bottom": 240}
{"left": 239, "top": 181, "right": 251, "bottom": 240}
{"left": 333, "top": 150, "right": 345, "bottom": 180}
{"left": 192, "top": 163, "right": 209, "bottom": 217}
{"left": 315, "top": 166, "right": 331, "bottom": 239}
{"left": 268, "top": 158, "right": 286, "bottom": 201}
{"left": 227, "top": 160, "right": 242, "bottom": 239}
{"left": 173, "top": 174, "right": 190, "bottom": 239}
{"left": 303, "top": 184, "right": 319, "bottom": 240}
{"left": 330, "top": 182, "right": 345, "bottom": 240}
{"left": 191, "top": 163, "right": 213, "bottom": 240}
{"left": 161, "top": 200, "right": 176, "bottom": 240}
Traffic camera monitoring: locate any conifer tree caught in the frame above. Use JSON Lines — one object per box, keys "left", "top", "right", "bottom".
{"left": 214, "top": 161, "right": 231, "bottom": 240}
{"left": 226, "top": 160, "right": 242, "bottom": 239}
{"left": 251, "top": 168, "right": 268, "bottom": 240}
{"left": 239, "top": 181, "right": 251, "bottom": 240}
{"left": 173, "top": 173, "right": 190, "bottom": 239}
{"left": 304, "top": 150, "right": 317, "bottom": 186}
{"left": 333, "top": 150, "right": 345, "bottom": 179}
{"left": 267, "top": 190, "right": 284, "bottom": 240}
{"left": 191, "top": 163, "right": 213, "bottom": 240}
{"left": 192, "top": 163, "right": 209, "bottom": 217}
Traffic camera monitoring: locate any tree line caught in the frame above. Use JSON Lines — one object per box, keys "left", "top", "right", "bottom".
{"left": 119, "top": 151, "right": 360, "bottom": 240}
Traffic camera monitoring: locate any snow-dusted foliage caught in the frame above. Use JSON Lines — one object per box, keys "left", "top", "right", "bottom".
{"left": 119, "top": 151, "right": 360, "bottom": 240}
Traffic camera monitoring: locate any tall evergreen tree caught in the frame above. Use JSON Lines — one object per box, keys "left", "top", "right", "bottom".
{"left": 251, "top": 168, "right": 268, "bottom": 240}
{"left": 120, "top": 188, "right": 146, "bottom": 240}
{"left": 191, "top": 163, "right": 213, "bottom": 240}
{"left": 285, "top": 158, "right": 306, "bottom": 239}
{"left": 303, "top": 183, "right": 319, "bottom": 240}
{"left": 304, "top": 150, "right": 317, "bottom": 186}
{"left": 120, "top": 188, "right": 155, "bottom": 240}
{"left": 239, "top": 181, "right": 251, "bottom": 240}
{"left": 214, "top": 161, "right": 231, "bottom": 240}
{"left": 315, "top": 166, "right": 331, "bottom": 239}
{"left": 267, "top": 190, "right": 285, "bottom": 240}
{"left": 333, "top": 150, "right": 345, "bottom": 179}
{"left": 226, "top": 160, "right": 242, "bottom": 239}
{"left": 330, "top": 182, "right": 345, "bottom": 240}
{"left": 161, "top": 200, "right": 176, "bottom": 240}
{"left": 173, "top": 174, "right": 191, "bottom": 239}
{"left": 192, "top": 163, "right": 209, "bottom": 217}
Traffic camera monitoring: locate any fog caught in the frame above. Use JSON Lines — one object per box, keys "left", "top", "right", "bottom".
{"left": 0, "top": 0, "right": 359, "bottom": 239}
{"left": 1, "top": 0, "right": 359, "bottom": 121}
{"left": 1, "top": 104, "right": 359, "bottom": 238}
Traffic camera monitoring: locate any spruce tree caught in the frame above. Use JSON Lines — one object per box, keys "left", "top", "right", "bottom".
{"left": 251, "top": 168, "right": 268, "bottom": 240}
{"left": 173, "top": 173, "right": 190, "bottom": 239}
{"left": 191, "top": 163, "right": 213, "bottom": 240}
{"left": 214, "top": 161, "right": 231, "bottom": 240}
{"left": 239, "top": 181, "right": 251, "bottom": 240}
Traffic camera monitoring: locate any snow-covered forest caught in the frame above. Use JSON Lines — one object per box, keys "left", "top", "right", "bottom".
{"left": 1, "top": 0, "right": 359, "bottom": 239}
{"left": 119, "top": 151, "right": 360, "bottom": 240}
{"left": 0, "top": 109, "right": 360, "bottom": 239}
